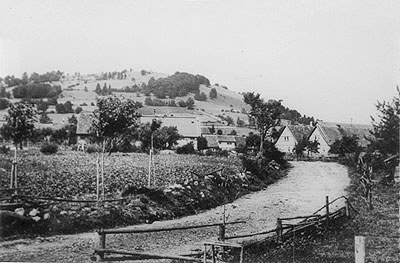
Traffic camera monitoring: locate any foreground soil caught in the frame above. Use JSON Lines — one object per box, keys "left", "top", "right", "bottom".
{"left": 0, "top": 162, "right": 350, "bottom": 262}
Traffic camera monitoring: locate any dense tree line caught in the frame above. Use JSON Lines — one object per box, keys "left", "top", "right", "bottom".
{"left": 12, "top": 83, "right": 62, "bottom": 99}
{"left": 0, "top": 98, "right": 10, "bottom": 110}
{"left": 96, "top": 70, "right": 128, "bottom": 80}
{"left": 0, "top": 87, "right": 11, "bottom": 98}
{"left": 142, "top": 72, "right": 210, "bottom": 99}
{"left": 2, "top": 71, "right": 63, "bottom": 87}
{"left": 95, "top": 83, "right": 112, "bottom": 96}
{"left": 279, "top": 105, "right": 315, "bottom": 125}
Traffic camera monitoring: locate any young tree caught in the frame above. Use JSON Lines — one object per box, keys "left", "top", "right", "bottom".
{"left": 36, "top": 101, "right": 49, "bottom": 113}
{"left": 154, "top": 126, "right": 182, "bottom": 149}
{"left": 209, "top": 124, "right": 216, "bottom": 134}
{"left": 55, "top": 103, "right": 66, "bottom": 113}
{"left": 0, "top": 102, "right": 36, "bottom": 188}
{"left": 0, "top": 98, "right": 9, "bottom": 110}
{"left": 197, "top": 136, "right": 208, "bottom": 153}
{"left": 91, "top": 95, "right": 141, "bottom": 199}
{"left": 293, "top": 136, "right": 308, "bottom": 158}
{"left": 366, "top": 88, "right": 400, "bottom": 183}
{"left": 329, "top": 134, "right": 360, "bottom": 157}
{"left": 243, "top": 92, "right": 282, "bottom": 153}
{"left": 225, "top": 116, "right": 234, "bottom": 126}
{"left": 209, "top": 88, "right": 217, "bottom": 99}
{"left": 306, "top": 139, "right": 320, "bottom": 156}
{"left": 236, "top": 117, "right": 245, "bottom": 127}
{"left": 186, "top": 97, "right": 195, "bottom": 109}
{"left": 39, "top": 112, "right": 52, "bottom": 124}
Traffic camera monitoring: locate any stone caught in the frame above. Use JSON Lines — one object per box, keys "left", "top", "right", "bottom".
{"left": 29, "top": 208, "right": 39, "bottom": 217}
{"left": 14, "top": 208, "right": 24, "bottom": 216}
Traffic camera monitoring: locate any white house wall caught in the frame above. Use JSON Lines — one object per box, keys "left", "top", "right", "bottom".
{"left": 275, "top": 127, "right": 297, "bottom": 153}
{"left": 309, "top": 127, "right": 330, "bottom": 156}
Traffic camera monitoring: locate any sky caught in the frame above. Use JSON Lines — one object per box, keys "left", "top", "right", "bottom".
{"left": 0, "top": 0, "right": 399, "bottom": 124}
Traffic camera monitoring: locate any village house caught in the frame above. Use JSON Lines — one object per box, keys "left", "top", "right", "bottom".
{"left": 274, "top": 125, "right": 314, "bottom": 154}
{"left": 203, "top": 135, "right": 246, "bottom": 151}
{"left": 140, "top": 115, "right": 201, "bottom": 148}
{"left": 307, "top": 122, "right": 371, "bottom": 156}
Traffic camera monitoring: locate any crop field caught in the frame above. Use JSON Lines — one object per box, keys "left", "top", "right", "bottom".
{"left": 0, "top": 149, "right": 242, "bottom": 199}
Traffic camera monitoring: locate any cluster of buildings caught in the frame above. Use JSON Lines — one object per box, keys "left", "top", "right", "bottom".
{"left": 76, "top": 113, "right": 372, "bottom": 157}
{"left": 274, "top": 122, "right": 371, "bottom": 156}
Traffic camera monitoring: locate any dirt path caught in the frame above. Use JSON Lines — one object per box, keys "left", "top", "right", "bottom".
{"left": 0, "top": 161, "right": 349, "bottom": 262}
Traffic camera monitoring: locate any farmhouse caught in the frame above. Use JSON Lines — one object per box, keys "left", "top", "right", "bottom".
{"left": 308, "top": 122, "right": 371, "bottom": 156}
{"left": 203, "top": 135, "right": 246, "bottom": 151}
{"left": 274, "top": 125, "right": 314, "bottom": 154}
{"left": 140, "top": 115, "right": 201, "bottom": 148}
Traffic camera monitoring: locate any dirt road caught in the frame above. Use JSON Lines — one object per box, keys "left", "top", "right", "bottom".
{"left": 0, "top": 161, "right": 350, "bottom": 262}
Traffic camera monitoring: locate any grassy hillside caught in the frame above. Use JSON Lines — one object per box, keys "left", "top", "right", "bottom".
{"left": 1, "top": 71, "right": 252, "bottom": 129}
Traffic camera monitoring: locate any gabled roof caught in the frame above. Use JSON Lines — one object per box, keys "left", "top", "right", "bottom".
{"left": 76, "top": 113, "right": 94, "bottom": 135}
{"left": 141, "top": 115, "right": 200, "bottom": 138}
{"left": 287, "top": 125, "right": 314, "bottom": 142}
{"left": 311, "top": 122, "right": 372, "bottom": 147}
{"left": 217, "top": 135, "right": 236, "bottom": 142}
{"left": 201, "top": 127, "right": 211, "bottom": 135}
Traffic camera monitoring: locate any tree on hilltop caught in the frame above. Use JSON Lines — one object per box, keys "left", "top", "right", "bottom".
{"left": 209, "top": 88, "right": 217, "bottom": 99}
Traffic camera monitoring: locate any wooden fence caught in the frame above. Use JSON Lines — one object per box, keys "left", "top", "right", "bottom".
{"left": 93, "top": 195, "right": 357, "bottom": 263}
{"left": 94, "top": 221, "right": 245, "bottom": 262}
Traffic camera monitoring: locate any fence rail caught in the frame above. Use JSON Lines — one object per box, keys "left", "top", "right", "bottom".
{"left": 95, "top": 220, "right": 245, "bottom": 262}
{"left": 93, "top": 195, "right": 356, "bottom": 263}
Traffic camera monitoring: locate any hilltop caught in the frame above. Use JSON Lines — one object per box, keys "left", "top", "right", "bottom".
{"left": 0, "top": 70, "right": 315, "bottom": 132}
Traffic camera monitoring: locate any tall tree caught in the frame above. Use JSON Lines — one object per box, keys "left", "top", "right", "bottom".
{"left": 243, "top": 92, "right": 282, "bottom": 153}
{"left": 366, "top": 88, "right": 400, "bottom": 182}
{"left": 0, "top": 102, "right": 36, "bottom": 188}
{"left": 91, "top": 95, "right": 141, "bottom": 199}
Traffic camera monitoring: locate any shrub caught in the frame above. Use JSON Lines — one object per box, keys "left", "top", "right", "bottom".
{"left": 40, "top": 143, "right": 58, "bottom": 155}
{"left": 0, "top": 145, "right": 10, "bottom": 154}
{"left": 75, "top": 107, "right": 83, "bottom": 114}
{"left": 176, "top": 142, "right": 195, "bottom": 154}
{"left": 215, "top": 149, "right": 229, "bottom": 157}
{"left": 86, "top": 144, "right": 101, "bottom": 154}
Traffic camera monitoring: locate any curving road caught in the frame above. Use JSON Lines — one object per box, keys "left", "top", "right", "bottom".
{"left": 0, "top": 161, "right": 350, "bottom": 262}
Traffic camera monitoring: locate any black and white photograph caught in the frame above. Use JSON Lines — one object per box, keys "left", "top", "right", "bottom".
{"left": 0, "top": 0, "right": 399, "bottom": 262}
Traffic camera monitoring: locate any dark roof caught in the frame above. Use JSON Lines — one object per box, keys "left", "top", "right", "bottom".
{"left": 315, "top": 122, "right": 372, "bottom": 147}
{"left": 141, "top": 115, "right": 200, "bottom": 137}
{"left": 287, "top": 125, "right": 314, "bottom": 142}
{"left": 217, "top": 135, "right": 236, "bottom": 142}
{"left": 76, "top": 113, "right": 94, "bottom": 135}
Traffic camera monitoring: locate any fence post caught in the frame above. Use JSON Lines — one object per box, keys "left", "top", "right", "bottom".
{"left": 345, "top": 200, "right": 350, "bottom": 217}
{"left": 203, "top": 244, "right": 207, "bottom": 263}
{"left": 355, "top": 236, "right": 365, "bottom": 263}
{"left": 97, "top": 229, "right": 106, "bottom": 261}
{"left": 276, "top": 218, "right": 282, "bottom": 243}
{"left": 218, "top": 224, "right": 225, "bottom": 241}
{"left": 325, "top": 196, "right": 330, "bottom": 221}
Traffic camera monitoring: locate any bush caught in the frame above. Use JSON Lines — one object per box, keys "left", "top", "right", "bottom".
{"left": 40, "top": 143, "right": 58, "bottom": 155}
{"left": 0, "top": 145, "right": 10, "bottom": 154}
{"left": 86, "top": 144, "right": 101, "bottom": 154}
{"left": 215, "top": 149, "right": 229, "bottom": 157}
{"left": 176, "top": 142, "right": 195, "bottom": 154}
